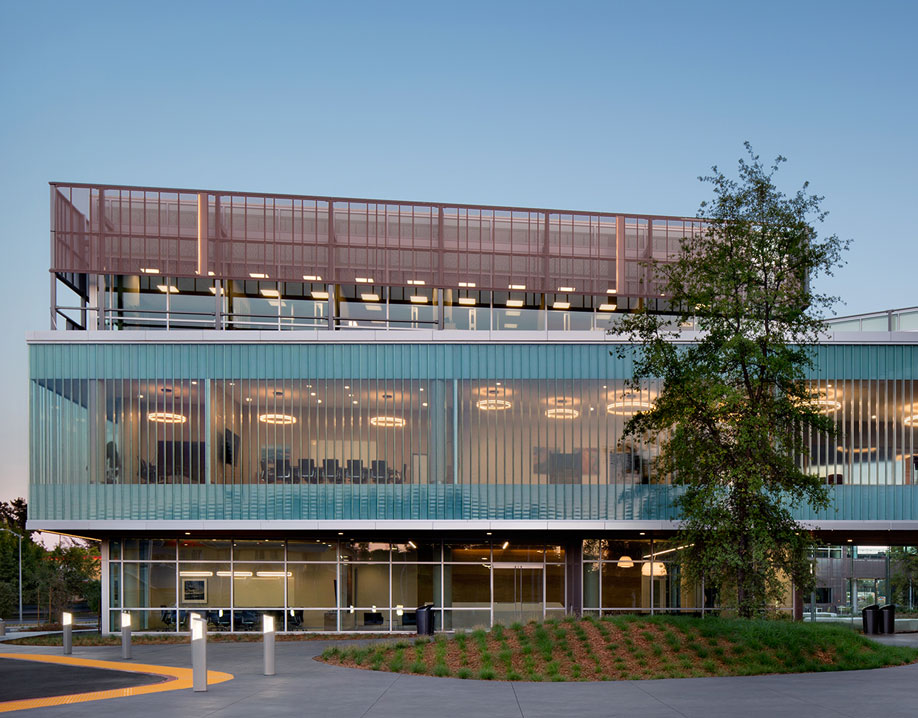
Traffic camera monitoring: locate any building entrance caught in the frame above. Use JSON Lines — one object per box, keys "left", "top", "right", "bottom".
{"left": 492, "top": 563, "right": 544, "bottom": 624}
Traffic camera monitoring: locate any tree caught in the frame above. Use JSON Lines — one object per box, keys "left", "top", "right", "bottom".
{"left": 618, "top": 144, "right": 848, "bottom": 618}
{"left": 0, "top": 497, "right": 28, "bottom": 536}
{"left": 890, "top": 546, "right": 918, "bottom": 611}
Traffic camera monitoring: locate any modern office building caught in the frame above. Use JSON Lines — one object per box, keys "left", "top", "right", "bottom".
{"left": 27, "top": 183, "right": 918, "bottom": 632}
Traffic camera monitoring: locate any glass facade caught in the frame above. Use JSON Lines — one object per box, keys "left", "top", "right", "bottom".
{"left": 29, "top": 342, "right": 918, "bottom": 523}
{"left": 107, "top": 538, "right": 566, "bottom": 632}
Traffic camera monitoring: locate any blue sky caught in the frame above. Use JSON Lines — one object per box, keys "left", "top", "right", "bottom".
{"left": 1, "top": 1, "right": 916, "bottom": 501}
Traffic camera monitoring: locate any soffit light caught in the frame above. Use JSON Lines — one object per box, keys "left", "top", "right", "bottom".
{"left": 458, "top": 297, "right": 476, "bottom": 306}
{"left": 148, "top": 412, "right": 187, "bottom": 424}
{"left": 606, "top": 288, "right": 618, "bottom": 294}
{"left": 458, "top": 281, "right": 476, "bottom": 288}
{"left": 260, "top": 289, "right": 280, "bottom": 298}
{"left": 370, "top": 416, "right": 406, "bottom": 428}
{"left": 557, "top": 286, "right": 575, "bottom": 292}
{"left": 476, "top": 398, "right": 512, "bottom": 411}
{"left": 506, "top": 299, "right": 524, "bottom": 308}
{"left": 156, "top": 284, "right": 179, "bottom": 294}
{"left": 249, "top": 272, "right": 269, "bottom": 279}
{"left": 641, "top": 561, "right": 667, "bottom": 577}
{"left": 598, "top": 303, "right": 617, "bottom": 312}
{"left": 508, "top": 284, "right": 526, "bottom": 290}
{"left": 552, "top": 301, "right": 571, "bottom": 310}
{"left": 140, "top": 267, "right": 160, "bottom": 274}
{"left": 407, "top": 279, "right": 426, "bottom": 286}
{"left": 409, "top": 295, "right": 428, "bottom": 303}
{"left": 545, "top": 407, "right": 580, "bottom": 419}
{"left": 356, "top": 277, "right": 375, "bottom": 283}
{"left": 258, "top": 413, "right": 297, "bottom": 425}
{"left": 361, "top": 293, "right": 380, "bottom": 302}
{"left": 303, "top": 275, "right": 322, "bottom": 281}
{"left": 617, "top": 556, "right": 634, "bottom": 568}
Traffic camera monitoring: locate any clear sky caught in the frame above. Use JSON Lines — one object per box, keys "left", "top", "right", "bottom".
{"left": 1, "top": 1, "right": 915, "bottom": 502}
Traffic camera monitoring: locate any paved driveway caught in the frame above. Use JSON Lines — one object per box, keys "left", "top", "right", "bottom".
{"left": 2, "top": 637, "right": 917, "bottom": 717}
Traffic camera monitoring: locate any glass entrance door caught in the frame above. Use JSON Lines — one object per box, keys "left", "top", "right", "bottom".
{"left": 493, "top": 563, "right": 543, "bottom": 624}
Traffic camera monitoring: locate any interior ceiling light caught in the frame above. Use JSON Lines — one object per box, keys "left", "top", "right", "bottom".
{"left": 545, "top": 407, "right": 580, "bottom": 420}
{"left": 508, "top": 284, "right": 526, "bottom": 290}
{"left": 506, "top": 299, "right": 524, "bottom": 308}
{"left": 607, "top": 399, "right": 655, "bottom": 415}
{"left": 607, "top": 288, "right": 618, "bottom": 294}
{"left": 476, "top": 398, "right": 512, "bottom": 411}
{"left": 641, "top": 561, "right": 667, "bottom": 577}
{"left": 255, "top": 571, "right": 292, "bottom": 578}
{"left": 156, "top": 284, "right": 179, "bottom": 294}
{"left": 258, "top": 413, "right": 297, "bottom": 425}
{"left": 903, "top": 414, "right": 918, "bottom": 427}
{"left": 140, "top": 267, "right": 160, "bottom": 274}
{"left": 361, "top": 293, "right": 380, "bottom": 302}
{"left": 807, "top": 388, "right": 842, "bottom": 414}
{"left": 409, "top": 295, "right": 428, "bottom": 303}
{"left": 617, "top": 555, "right": 634, "bottom": 568}
{"left": 407, "top": 279, "right": 426, "bottom": 285}
{"left": 216, "top": 570, "right": 253, "bottom": 578}
{"left": 260, "top": 289, "right": 280, "bottom": 298}
{"left": 370, "top": 416, "right": 406, "bottom": 428}
{"left": 838, "top": 446, "right": 877, "bottom": 453}
{"left": 475, "top": 385, "right": 511, "bottom": 398}
{"left": 208, "top": 287, "right": 225, "bottom": 295}
{"left": 557, "top": 286, "right": 575, "bottom": 292}
{"left": 356, "top": 277, "right": 374, "bottom": 283}
{"left": 148, "top": 412, "right": 187, "bottom": 424}
{"left": 458, "top": 297, "right": 476, "bottom": 306}
{"left": 249, "top": 273, "right": 269, "bottom": 279}
{"left": 598, "top": 303, "right": 617, "bottom": 312}
{"left": 546, "top": 396, "right": 577, "bottom": 406}
{"left": 552, "top": 301, "right": 571, "bottom": 310}
{"left": 311, "top": 291, "right": 329, "bottom": 299}
{"left": 303, "top": 274, "right": 322, "bottom": 281}
{"left": 179, "top": 570, "right": 213, "bottom": 578}
{"left": 458, "top": 281, "right": 476, "bottom": 288}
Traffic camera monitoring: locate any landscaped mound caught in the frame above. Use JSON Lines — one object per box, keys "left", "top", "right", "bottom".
{"left": 319, "top": 615, "right": 918, "bottom": 681}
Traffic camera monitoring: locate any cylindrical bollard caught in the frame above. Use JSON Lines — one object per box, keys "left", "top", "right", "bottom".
{"left": 263, "top": 614, "right": 275, "bottom": 676}
{"left": 62, "top": 612, "right": 73, "bottom": 655}
{"left": 121, "top": 611, "right": 132, "bottom": 659}
{"left": 191, "top": 613, "right": 207, "bottom": 692}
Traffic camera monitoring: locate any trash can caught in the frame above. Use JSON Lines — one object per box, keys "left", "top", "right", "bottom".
{"left": 416, "top": 605, "right": 434, "bottom": 636}
{"left": 862, "top": 604, "right": 881, "bottom": 634}
{"left": 879, "top": 604, "right": 896, "bottom": 634}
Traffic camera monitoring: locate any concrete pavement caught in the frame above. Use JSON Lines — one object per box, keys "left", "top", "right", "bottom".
{"left": 1, "top": 636, "right": 917, "bottom": 717}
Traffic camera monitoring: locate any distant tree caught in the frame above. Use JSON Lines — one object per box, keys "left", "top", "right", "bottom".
{"left": 37, "top": 543, "right": 100, "bottom": 621}
{"left": 0, "top": 497, "right": 28, "bottom": 535}
{"left": 890, "top": 546, "right": 918, "bottom": 611}
{"left": 618, "top": 144, "right": 848, "bottom": 618}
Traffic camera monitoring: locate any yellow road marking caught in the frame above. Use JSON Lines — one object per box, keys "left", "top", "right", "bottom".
{"left": 0, "top": 653, "right": 233, "bottom": 713}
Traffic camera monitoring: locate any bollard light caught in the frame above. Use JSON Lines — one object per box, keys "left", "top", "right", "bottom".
{"left": 263, "top": 614, "right": 276, "bottom": 676}
{"left": 121, "top": 611, "right": 132, "bottom": 660}
{"left": 62, "top": 612, "right": 73, "bottom": 655}
{"left": 191, "top": 613, "right": 207, "bottom": 692}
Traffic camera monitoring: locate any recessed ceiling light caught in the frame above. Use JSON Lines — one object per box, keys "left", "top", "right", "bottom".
{"left": 458, "top": 281, "right": 476, "bottom": 288}
{"left": 508, "top": 284, "right": 526, "bottom": 290}
{"left": 249, "top": 272, "right": 269, "bottom": 279}
{"left": 552, "top": 301, "right": 570, "bottom": 310}
{"left": 607, "top": 288, "right": 617, "bottom": 294}
{"left": 356, "top": 277, "right": 374, "bottom": 283}
{"left": 312, "top": 291, "right": 329, "bottom": 299}
{"left": 458, "top": 297, "right": 476, "bottom": 306}
{"left": 422, "top": 402, "right": 428, "bottom": 407}
{"left": 409, "top": 295, "right": 428, "bottom": 303}
{"left": 260, "top": 288, "right": 280, "bottom": 298}
{"left": 140, "top": 267, "right": 160, "bottom": 274}
{"left": 156, "top": 284, "right": 179, "bottom": 294}
{"left": 361, "top": 293, "right": 380, "bottom": 302}
{"left": 407, "top": 279, "right": 425, "bottom": 285}
{"left": 303, "top": 275, "right": 322, "bottom": 281}
{"left": 506, "top": 299, "right": 524, "bottom": 308}
{"left": 599, "top": 303, "right": 617, "bottom": 312}
{"left": 557, "top": 286, "right": 575, "bottom": 292}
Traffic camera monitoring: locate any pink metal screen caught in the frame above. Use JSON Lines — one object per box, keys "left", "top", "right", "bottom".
{"left": 51, "top": 183, "right": 702, "bottom": 298}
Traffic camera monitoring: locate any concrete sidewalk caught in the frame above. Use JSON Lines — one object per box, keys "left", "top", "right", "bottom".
{"left": 2, "top": 639, "right": 917, "bottom": 718}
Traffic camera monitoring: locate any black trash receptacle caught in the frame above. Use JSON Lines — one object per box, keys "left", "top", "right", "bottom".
{"left": 416, "top": 605, "right": 434, "bottom": 636}
{"left": 879, "top": 604, "right": 896, "bottom": 634}
{"left": 862, "top": 604, "right": 881, "bottom": 634}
